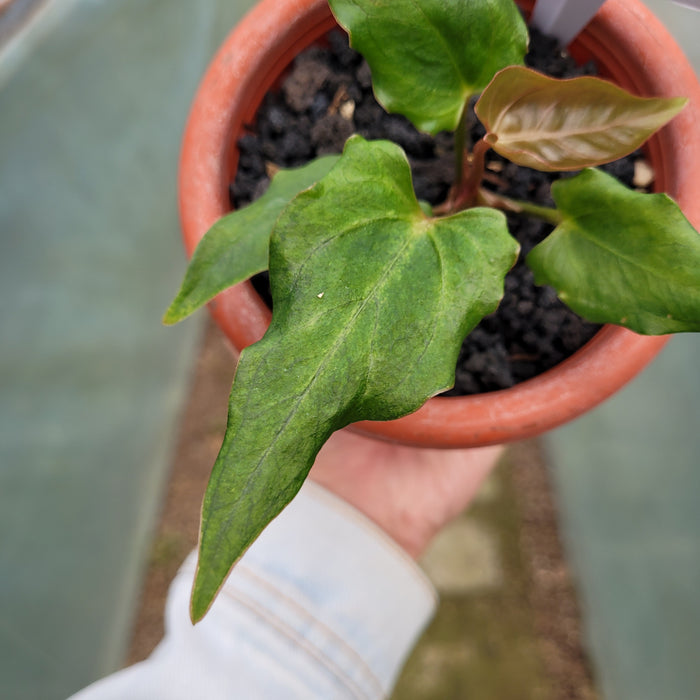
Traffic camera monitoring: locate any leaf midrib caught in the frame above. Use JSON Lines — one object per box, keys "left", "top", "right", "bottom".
{"left": 406, "top": 0, "right": 470, "bottom": 97}
{"left": 205, "top": 229, "right": 420, "bottom": 556}
{"left": 495, "top": 110, "right": 661, "bottom": 146}
{"left": 285, "top": 212, "right": 417, "bottom": 301}
{"left": 565, "top": 215, "right": 680, "bottom": 286}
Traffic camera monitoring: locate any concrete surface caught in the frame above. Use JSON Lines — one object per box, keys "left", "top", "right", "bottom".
{"left": 0, "top": 1, "right": 257, "bottom": 697}
{"left": 544, "top": 3, "right": 700, "bottom": 699}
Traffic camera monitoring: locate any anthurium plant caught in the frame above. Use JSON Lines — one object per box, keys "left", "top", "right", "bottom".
{"left": 165, "top": 0, "right": 700, "bottom": 620}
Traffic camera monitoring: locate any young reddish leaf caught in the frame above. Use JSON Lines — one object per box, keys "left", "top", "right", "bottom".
{"left": 163, "top": 156, "right": 339, "bottom": 324}
{"left": 527, "top": 168, "right": 700, "bottom": 334}
{"left": 328, "top": 0, "right": 527, "bottom": 134}
{"left": 190, "top": 137, "right": 518, "bottom": 620}
{"left": 475, "top": 66, "right": 687, "bottom": 171}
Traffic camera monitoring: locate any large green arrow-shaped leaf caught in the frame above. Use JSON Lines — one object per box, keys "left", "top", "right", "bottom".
{"left": 191, "top": 136, "right": 518, "bottom": 620}
{"left": 163, "top": 156, "right": 339, "bottom": 324}
{"left": 475, "top": 66, "right": 687, "bottom": 171}
{"left": 328, "top": 0, "right": 527, "bottom": 134}
{"left": 527, "top": 168, "right": 700, "bottom": 334}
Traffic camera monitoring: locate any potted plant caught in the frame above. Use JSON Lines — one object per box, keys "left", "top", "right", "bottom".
{"left": 168, "top": 0, "right": 700, "bottom": 620}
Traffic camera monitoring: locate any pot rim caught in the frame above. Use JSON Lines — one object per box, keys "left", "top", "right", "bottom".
{"left": 178, "top": 0, "right": 700, "bottom": 447}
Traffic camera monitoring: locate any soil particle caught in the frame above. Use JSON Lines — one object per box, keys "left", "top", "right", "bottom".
{"left": 230, "top": 28, "right": 644, "bottom": 396}
{"left": 282, "top": 51, "right": 332, "bottom": 112}
{"left": 510, "top": 440, "right": 600, "bottom": 700}
{"left": 311, "top": 112, "right": 355, "bottom": 154}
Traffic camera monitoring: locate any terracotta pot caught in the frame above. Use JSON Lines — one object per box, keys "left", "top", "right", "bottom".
{"left": 178, "top": 0, "right": 700, "bottom": 448}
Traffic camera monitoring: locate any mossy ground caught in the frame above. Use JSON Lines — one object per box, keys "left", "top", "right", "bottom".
{"left": 392, "top": 456, "right": 553, "bottom": 700}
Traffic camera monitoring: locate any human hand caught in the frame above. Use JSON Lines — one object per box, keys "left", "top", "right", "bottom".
{"left": 309, "top": 429, "right": 504, "bottom": 559}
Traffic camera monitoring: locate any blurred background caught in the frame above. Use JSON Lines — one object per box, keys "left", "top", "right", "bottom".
{"left": 0, "top": 1, "right": 698, "bottom": 698}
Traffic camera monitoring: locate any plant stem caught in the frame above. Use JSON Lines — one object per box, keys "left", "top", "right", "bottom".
{"left": 453, "top": 101, "right": 470, "bottom": 193}
{"left": 437, "top": 119, "right": 561, "bottom": 226}
{"left": 477, "top": 188, "right": 563, "bottom": 225}
{"left": 469, "top": 139, "right": 490, "bottom": 195}
{"left": 436, "top": 132, "right": 491, "bottom": 216}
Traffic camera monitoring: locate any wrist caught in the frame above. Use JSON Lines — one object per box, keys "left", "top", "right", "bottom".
{"left": 309, "top": 430, "right": 504, "bottom": 559}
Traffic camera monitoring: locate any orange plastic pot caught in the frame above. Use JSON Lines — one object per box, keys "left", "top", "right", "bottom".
{"left": 178, "top": 0, "right": 700, "bottom": 448}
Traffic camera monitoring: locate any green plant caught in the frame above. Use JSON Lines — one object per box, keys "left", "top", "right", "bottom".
{"left": 165, "top": 0, "right": 700, "bottom": 621}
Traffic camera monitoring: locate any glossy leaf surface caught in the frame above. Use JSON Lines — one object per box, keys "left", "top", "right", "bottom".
{"left": 476, "top": 66, "right": 687, "bottom": 171}
{"left": 527, "top": 168, "right": 700, "bottom": 334}
{"left": 191, "top": 137, "right": 518, "bottom": 620}
{"left": 163, "top": 156, "right": 339, "bottom": 324}
{"left": 328, "top": 0, "right": 527, "bottom": 134}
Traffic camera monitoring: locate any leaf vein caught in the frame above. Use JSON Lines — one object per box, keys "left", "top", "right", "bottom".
{"left": 207, "top": 232, "right": 418, "bottom": 553}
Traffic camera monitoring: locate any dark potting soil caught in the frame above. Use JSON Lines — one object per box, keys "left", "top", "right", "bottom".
{"left": 231, "top": 28, "right": 643, "bottom": 395}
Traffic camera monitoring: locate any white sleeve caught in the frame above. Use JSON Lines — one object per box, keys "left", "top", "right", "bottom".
{"left": 69, "top": 481, "right": 437, "bottom": 699}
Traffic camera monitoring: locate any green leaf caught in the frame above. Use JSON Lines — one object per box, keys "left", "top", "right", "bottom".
{"left": 527, "top": 168, "right": 700, "bottom": 334}
{"left": 163, "top": 156, "right": 339, "bottom": 324}
{"left": 418, "top": 199, "right": 434, "bottom": 217}
{"left": 191, "top": 136, "right": 518, "bottom": 620}
{"left": 328, "top": 0, "right": 527, "bottom": 134}
{"left": 475, "top": 66, "right": 687, "bottom": 171}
